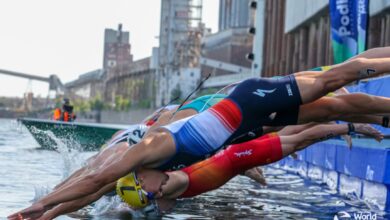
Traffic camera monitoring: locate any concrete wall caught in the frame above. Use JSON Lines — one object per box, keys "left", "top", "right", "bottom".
{"left": 284, "top": 0, "right": 328, "bottom": 33}
{"left": 100, "top": 109, "right": 155, "bottom": 125}
{"left": 371, "top": 0, "right": 390, "bottom": 16}
{"left": 285, "top": 0, "right": 390, "bottom": 33}
{"left": 261, "top": 0, "right": 333, "bottom": 77}
{"left": 201, "top": 28, "right": 253, "bottom": 77}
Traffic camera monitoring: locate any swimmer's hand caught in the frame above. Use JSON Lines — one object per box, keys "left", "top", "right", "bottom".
{"left": 354, "top": 124, "right": 384, "bottom": 142}
{"left": 244, "top": 167, "right": 267, "bottom": 186}
{"left": 7, "top": 202, "right": 49, "bottom": 220}
{"left": 341, "top": 134, "right": 353, "bottom": 148}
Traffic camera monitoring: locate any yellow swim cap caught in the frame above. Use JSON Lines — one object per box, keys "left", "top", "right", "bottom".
{"left": 116, "top": 172, "right": 153, "bottom": 209}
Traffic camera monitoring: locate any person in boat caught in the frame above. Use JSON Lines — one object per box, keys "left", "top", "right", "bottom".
{"left": 53, "top": 98, "right": 76, "bottom": 122}
{"left": 34, "top": 122, "right": 382, "bottom": 219}
{"left": 9, "top": 46, "right": 390, "bottom": 220}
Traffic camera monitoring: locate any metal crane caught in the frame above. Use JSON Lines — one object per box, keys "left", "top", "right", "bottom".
{"left": 0, "top": 68, "right": 63, "bottom": 94}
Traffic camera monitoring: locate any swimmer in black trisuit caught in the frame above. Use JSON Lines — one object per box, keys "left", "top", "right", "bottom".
{"left": 9, "top": 46, "right": 390, "bottom": 220}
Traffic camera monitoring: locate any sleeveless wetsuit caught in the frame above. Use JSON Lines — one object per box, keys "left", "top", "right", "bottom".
{"left": 179, "top": 133, "right": 282, "bottom": 198}
{"left": 162, "top": 75, "right": 302, "bottom": 162}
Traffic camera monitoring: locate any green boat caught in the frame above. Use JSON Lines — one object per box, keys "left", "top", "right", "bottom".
{"left": 18, "top": 117, "right": 131, "bottom": 151}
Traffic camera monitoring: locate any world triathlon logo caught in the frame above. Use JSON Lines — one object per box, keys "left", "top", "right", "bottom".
{"left": 333, "top": 211, "right": 377, "bottom": 220}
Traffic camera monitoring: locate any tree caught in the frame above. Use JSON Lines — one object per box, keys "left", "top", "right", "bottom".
{"left": 89, "top": 95, "right": 105, "bottom": 111}
{"left": 114, "top": 95, "right": 131, "bottom": 111}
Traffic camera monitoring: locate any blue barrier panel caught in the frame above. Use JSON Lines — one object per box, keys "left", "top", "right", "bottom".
{"left": 305, "top": 142, "right": 338, "bottom": 170}
{"left": 336, "top": 142, "right": 390, "bottom": 184}
{"left": 324, "top": 142, "right": 338, "bottom": 170}
{"left": 296, "top": 149, "right": 306, "bottom": 161}
{"left": 322, "top": 168, "right": 339, "bottom": 190}
{"left": 305, "top": 142, "right": 326, "bottom": 167}
{"left": 307, "top": 164, "right": 323, "bottom": 180}
{"left": 348, "top": 76, "right": 390, "bottom": 97}
{"left": 296, "top": 139, "right": 390, "bottom": 184}
{"left": 387, "top": 185, "right": 390, "bottom": 212}
{"left": 274, "top": 137, "right": 390, "bottom": 211}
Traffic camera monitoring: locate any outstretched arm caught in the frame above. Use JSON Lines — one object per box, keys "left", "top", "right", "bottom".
{"left": 39, "top": 182, "right": 116, "bottom": 220}
{"left": 8, "top": 132, "right": 175, "bottom": 220}
{"left": 280, "top": 123, "right": 383, "bottom": 156}
{"left": 53, "top": 166, "right": 88, "bottom": 191}
{"left": 8, "top": 145, "right": 145, "bottom": 220}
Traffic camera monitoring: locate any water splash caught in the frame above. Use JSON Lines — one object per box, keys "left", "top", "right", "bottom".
{"left": 27, "top": 127, "right": 92, "bottom": 209}
{"left": 28, "top": 126, "right": 86, "bottom": 177}
{"left": 31, "top": 185, "right": 51, "bottom": 202}
{"left": 24, "top": 126, "right": 143, "bottom": 218}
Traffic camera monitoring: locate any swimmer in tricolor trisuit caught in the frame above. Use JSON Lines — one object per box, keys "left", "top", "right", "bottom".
{"left": 52, "top": 94, "right": 266, "bottom": 194}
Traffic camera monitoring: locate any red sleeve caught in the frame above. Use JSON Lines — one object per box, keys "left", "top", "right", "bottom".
{"left": 225, "top": 134, "right": 283, "bottom": 173}
{"left": 180, "top": 151, "right": 235, "bottom": 198}
{"left": 179, "top": 133, "right": 283, "bottom": 198}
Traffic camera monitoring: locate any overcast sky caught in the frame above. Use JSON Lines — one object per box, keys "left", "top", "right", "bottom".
{"left": 0, "top": 0, "right": 219, "bottom": 98}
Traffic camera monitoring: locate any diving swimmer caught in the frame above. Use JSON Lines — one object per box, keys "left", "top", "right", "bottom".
{"left": 9, "top": 46, "right": 390, "bottom": 220}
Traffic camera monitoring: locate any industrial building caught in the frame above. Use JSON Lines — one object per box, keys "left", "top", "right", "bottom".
{"left": 155, "top": 0, "right": 203, "bottom": 106}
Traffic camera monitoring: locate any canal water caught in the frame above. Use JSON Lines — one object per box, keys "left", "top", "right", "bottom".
{"left": 0, "top": 118, "right": 388, "bottom": 219}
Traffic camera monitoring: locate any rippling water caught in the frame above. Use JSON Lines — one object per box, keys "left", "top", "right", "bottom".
{"left": 0, "top": 118, "right": 388, "bottom": 219}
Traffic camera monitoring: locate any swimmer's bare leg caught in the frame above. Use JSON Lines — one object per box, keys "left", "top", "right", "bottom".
{"left": 294, "top": 57, "right": 390, "bottom": 104}
{"left": 352, "top": 47, "right": 390, "bottom": 59}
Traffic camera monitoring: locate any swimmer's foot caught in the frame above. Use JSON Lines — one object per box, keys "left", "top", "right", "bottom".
{"left": 243, "top": 167, "right": 267, "bottom": 186}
